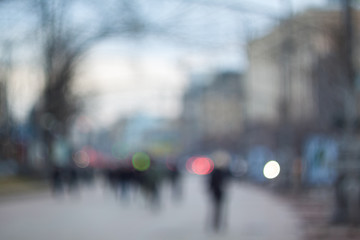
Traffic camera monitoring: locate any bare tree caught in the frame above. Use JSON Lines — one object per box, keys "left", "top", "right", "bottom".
{"left": 24, "top": 0, "right": 156, "bottom": 167}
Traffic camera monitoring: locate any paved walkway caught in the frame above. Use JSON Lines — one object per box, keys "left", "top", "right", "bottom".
{"left": 284, "top": 188, "right": 360, "bottom": 240}
{"left": 0, "top": 175, "right": 303, "bottom": 240}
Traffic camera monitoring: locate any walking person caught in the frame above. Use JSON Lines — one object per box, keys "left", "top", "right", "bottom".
{"left": 207, "top": 150, "right": 231, "bottom": 232}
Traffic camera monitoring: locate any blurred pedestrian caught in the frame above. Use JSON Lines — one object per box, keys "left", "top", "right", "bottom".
{"left": 208, "top": 167, "right": 227, "bottom": 232}
{"left": 207, "top": 150, "right": 231, "bottom": 232}
{"left": 67, "top": 167, "right": 79, "bottom": 193}
{"left": 51, "top": 166, "right": 64, "bottom": 196}
{"left": 167, "top": 160, "right": 181, "bottom": 201}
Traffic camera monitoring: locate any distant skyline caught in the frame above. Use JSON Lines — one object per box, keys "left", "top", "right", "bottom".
{"left": 76, "top": 0, "right": 329, "bottom": 128}
{"left": 4, "top": 0, "right": 329, "bottom": 128}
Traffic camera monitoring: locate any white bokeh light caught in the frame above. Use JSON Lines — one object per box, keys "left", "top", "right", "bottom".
{"left": 263, "top": 160, "right": 280, "bottom": 179}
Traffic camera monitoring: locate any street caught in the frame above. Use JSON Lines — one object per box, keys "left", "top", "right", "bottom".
{"left": 0, "top": 175, "right": 302, "bottom": 240}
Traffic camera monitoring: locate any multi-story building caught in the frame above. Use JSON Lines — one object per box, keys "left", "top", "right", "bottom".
{"left": 244, "top": 8, "right": 360, "bottom": 190}
{"left": 245, "top": 9, "right": 360, "bottom": 134}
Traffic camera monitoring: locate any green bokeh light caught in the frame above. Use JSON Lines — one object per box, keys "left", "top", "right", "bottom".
{"left": 132, "top": 152, "right": 151, "bottom": 171}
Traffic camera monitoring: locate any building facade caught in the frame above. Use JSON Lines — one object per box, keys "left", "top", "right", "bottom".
{"left": 245, "top": 9, "right": 360, "bottom": 133}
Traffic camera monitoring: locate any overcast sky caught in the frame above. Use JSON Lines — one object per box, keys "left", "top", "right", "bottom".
{"left": 75, "top": 0, "right": 329, "bottom": 128}
{"left": 4, "top": 0, "right": 330, "bottom": 127}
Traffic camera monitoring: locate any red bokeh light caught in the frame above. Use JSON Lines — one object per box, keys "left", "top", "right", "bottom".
{"left": 186, "top": 156, "right": 214, "bottom": 175}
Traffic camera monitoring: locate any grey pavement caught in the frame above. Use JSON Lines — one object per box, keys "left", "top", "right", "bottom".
{"left": 285, "top": 189, "right": 360, "bottom": 240}
{"left": 0, "top": 175, "right": 303, "bottom": 240}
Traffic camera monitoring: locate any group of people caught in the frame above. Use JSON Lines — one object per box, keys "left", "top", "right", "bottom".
{"left": 104, "top": 160, "right": 181, "bottom": 208}
{"left": 51, "top": 166, "right": 94, "bottom": 195}
{"left": 50, "top": 154, "right": 230, "bottom": 232}
{"left": 104, "top": 158, "right": 229, "bottom": 231}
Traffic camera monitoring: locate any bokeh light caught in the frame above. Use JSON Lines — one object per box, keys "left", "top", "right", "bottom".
{"left": 73, "top": 150, "right": 90, "bottom": 168}
{"left": 263, "top": 160, "right": 280, "bottom": 179}
{"left": 186, "top": 156, "right": 196, "bottom": 173}
{"left": 186, "top": 156, "right": 214, "bottom": 175}
{"left": 132, "top": 152, "right": 151, "bottom": 171}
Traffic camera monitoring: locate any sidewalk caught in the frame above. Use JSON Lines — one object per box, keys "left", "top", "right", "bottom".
{"left": 0, "top": 176, "right": 303, "bottom": 240}
{"left": 283, "top": 188, "right": 360, "bottom": 240}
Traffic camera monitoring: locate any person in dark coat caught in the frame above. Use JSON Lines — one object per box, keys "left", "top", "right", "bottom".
{"left": 208, "top": 167, "right": 228, "bottom": 232}
{"left": 51, "top": 166, "right": 64, "bottom": 195}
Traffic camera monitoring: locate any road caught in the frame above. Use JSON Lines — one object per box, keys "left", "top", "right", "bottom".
{"left": 0, "top": 174, "right": 302, "bottom": 240}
